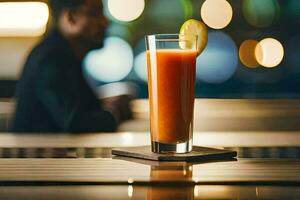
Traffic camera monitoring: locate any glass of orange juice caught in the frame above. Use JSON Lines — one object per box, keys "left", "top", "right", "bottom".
{"left": 146, "top": 34, "right": 197, "bottom": 153}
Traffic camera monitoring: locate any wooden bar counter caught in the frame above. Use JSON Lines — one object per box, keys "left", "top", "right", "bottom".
{"left": 0, "top": 131, "right": 298, "bottom": 199}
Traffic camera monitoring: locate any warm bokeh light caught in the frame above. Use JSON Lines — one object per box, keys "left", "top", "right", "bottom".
{"left": 239, "top": 40, "right": 260, "bottom": 68}
{"left": 84, "top": 37, "right": 133, "bottom": 83}
{"left": 255, "top": 38, "right": 284, "bottom": 68}
{"left": 243, "top": 0, "right": 280, "bottom": 28}
{"left": 108, "top": 0, "right": 145, "bottom": 22}
{"left": 200, "top": 0, "right": 233, "bottom": 29}
{"left": 197, "top": 31, "right": 238, "bottom": 84}
{"left": 0, "top": 2, "right": 49, "bottom": 37}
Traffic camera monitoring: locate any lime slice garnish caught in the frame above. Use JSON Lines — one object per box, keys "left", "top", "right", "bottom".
{"left": 180, "top": 19, "right": 208, "bottom": 56}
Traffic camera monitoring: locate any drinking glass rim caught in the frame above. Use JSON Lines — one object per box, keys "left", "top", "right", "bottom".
{"left": 146, "top": 34, "right": 197, "bottom": 42}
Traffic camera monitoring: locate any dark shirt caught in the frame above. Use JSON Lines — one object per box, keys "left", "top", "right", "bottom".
{"left": 11, "top": 29, "right": 117, "bottom": 133}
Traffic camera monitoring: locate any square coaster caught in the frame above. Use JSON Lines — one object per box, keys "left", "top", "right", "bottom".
{"left": 112, "top": 146, "right": 237, "bottom": 162}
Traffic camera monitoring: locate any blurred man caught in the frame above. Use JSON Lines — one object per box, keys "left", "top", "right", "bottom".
{"left": 11, "top": 0, "right": 131, "bottom": 133}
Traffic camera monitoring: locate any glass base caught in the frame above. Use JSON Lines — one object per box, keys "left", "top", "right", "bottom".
{"left": 151, "top": 139, "right": 192, "bottom": 154}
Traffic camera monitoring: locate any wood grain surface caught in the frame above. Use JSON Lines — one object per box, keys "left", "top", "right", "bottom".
{"left": 0, "top": 158, "right": 299, "bottom": 185}
{"left": 0, "top": 185, "right": 299, "bottom": 200}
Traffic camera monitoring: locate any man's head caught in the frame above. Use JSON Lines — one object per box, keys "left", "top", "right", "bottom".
{"left": 49, "top": 0, "right": 108, "bottom": 50}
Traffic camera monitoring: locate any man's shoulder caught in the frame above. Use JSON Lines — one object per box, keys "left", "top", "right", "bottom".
{"left": 19, "top": 35, "right": 71, "bottom": 86}
{"left": 28, "top": 34, "right": 68, "bottom": 66}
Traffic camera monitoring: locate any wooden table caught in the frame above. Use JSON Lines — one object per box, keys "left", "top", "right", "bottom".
{"left": 0, "top": 132, "right": 299, "bottom": 199}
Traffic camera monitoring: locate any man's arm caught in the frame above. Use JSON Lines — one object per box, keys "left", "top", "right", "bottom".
{"left": 34, "top": 60, "right": 117, "bottom": 132}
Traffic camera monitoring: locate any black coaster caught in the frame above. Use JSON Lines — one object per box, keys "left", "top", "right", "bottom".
{"left": 112, "top": 146, "right": 237, "bottom": 162}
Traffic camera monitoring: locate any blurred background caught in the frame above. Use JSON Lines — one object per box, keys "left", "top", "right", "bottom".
{"left": 0, "top": 0, "right": 299, "bottom": 99}
{"left": 0, "top": 0, "right": 299, "bottom": 162}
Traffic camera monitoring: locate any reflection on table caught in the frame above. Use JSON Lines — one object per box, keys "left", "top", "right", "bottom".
{"left": 147, "top": 162, "right": 193, "bottom": 200}
{"left": 0, "top": 185, "right": 299, "bottom": 200}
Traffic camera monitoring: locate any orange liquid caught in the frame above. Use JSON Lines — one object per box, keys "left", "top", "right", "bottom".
{"left": 147, "top": 49, "right": 196, "bottom": 144}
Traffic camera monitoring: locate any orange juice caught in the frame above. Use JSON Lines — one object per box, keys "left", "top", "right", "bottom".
{"left": 147, "top": 49, "right": 197, "bottom": 144}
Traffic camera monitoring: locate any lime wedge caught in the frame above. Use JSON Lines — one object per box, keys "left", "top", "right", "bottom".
{"left": 180, "top": 19, "right": 208, "bottom": 56}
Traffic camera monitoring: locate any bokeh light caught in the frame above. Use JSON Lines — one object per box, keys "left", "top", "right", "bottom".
{"left": 255, "top": 38, "right": 284, "bottom": 68}
{"left": 200, "top": 0, "right": 233, "bottom": 29}
{"left": 84, "top": 37, "right": 133, "bottom": 83}
{"left": 108, "top": 0, "right": 145, "bottom": 22}
{"left": 0, "top": 2, "right": 49, "bottom": 37}
{"left": 239, "top": 40, "right": 260, "bottom": 68}
{"left": 243, "top": 0, "right": 280, "bottom": 28}
{"left": 133, "top": 51, "right": 147, "bottom": 82}
{"left": 197, "top": 31, "right": 238, "bottom": 84}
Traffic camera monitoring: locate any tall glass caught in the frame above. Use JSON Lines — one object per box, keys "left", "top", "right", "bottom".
{"left": 146, "top": 34, "right": 197, "bottom": 153}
